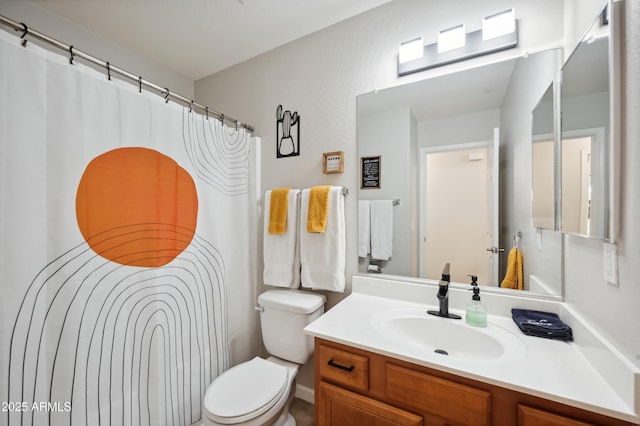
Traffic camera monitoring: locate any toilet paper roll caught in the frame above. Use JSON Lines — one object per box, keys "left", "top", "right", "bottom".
{"left": 368, "top": 264, "right": 381, "bottom": 273}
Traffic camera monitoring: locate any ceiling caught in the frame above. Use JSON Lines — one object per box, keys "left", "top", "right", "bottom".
{"left": 33, "top": 0, "right": 391, "bottom": 81}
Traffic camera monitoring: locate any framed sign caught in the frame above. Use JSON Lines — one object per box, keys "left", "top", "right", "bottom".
{"left": 361, "top": 156, "right": 381, "bottom": 189}
{"left": 323, "top": 151, "right": 344, "bottom": 174}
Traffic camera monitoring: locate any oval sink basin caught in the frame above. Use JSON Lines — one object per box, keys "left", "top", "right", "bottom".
{"left": 371, "top": 307, "right": 526, "bottom": 362}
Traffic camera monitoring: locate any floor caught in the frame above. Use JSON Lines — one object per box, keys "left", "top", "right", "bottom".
{"left": 290, "top": 397, "right": 315, "bottom": 426}
{"left": 191, "top": 397, "right": 314, "bottom": 426}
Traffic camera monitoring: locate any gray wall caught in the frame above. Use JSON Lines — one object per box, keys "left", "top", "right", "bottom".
{"left": 419, "top": 110, "right": 500, "bottom": 149}
{"left": 0, "top": 0, "right": 194, "bottom": 98}
{"left": 358, "top": 107, "right": 417, "bottom": 277}
{"left": 195, "top": 0, "right": 565, "bottom": 306}
{"left": 562, "top": 0, "right": 640, "bottom": 370}
{"left": 500, "top": 49, "right": 563, "bottom": 295}
{"left": 195, "top": 0, "right": 566, "bottom": 389}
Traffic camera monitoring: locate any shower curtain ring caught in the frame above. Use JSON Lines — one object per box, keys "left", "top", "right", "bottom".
{"left": 68, "top": 45, "right": 75, "bottom": 64}
{"left": 235, "top": 120, "right": 238, "bottom": 132}
{"left": 189, "top": 101, "right": 193, "bottom": 113}
{"left": 138, "top": 76, "right": 142, "bottom": 93}
{"left": 106, "top": 62, "right": 111, "bottom": 80}
{"left": 19, "top": 23, "right": 28, "bottom": 47}
{"left": 164, "top": 88, "right": 170, "bottom": 103}
{"left": 205, "top": 107, "right": 209, "bottom": 119}
{"left": 220, "top": 114, "right": 224, "bottom": 125}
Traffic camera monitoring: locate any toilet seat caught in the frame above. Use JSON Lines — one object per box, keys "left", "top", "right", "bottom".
{"left": 204, "top": 357, "right": 289, "bottom": 424}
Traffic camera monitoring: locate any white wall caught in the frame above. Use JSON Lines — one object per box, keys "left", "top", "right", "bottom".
{"left": 0, "top": 0, "right": 194, "bottom": 98}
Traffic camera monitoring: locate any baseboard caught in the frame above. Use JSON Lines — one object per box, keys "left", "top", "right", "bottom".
{"left": 295, "top": 383, "right": 315, "bottom": 404}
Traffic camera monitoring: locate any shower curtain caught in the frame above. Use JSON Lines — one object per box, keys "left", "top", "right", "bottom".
{"left": 0, "top": 29, "right": 255, "bottom": 426}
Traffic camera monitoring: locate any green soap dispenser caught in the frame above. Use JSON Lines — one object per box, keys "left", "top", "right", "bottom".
{"left": 465, "top": 275, "right": 487, "bottom": 327}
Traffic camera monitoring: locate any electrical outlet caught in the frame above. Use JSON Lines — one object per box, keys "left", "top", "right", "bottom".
{"left": 603, "top": 243, "right": 618, "bottom": 285}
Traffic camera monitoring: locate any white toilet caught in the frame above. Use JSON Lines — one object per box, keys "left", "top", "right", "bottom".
{"left": 203, "top": 289, "right": 326, "bottom": 426}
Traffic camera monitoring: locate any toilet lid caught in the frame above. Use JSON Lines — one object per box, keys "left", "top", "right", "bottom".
{"left": 205, "top": 357, "right": 289, "bottom": 423}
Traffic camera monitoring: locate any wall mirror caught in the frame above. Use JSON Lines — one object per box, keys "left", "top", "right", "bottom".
{"left": 560, "top": 3, "right": 616, "bottom": 240}
{"left": 358, "top": 49, "right": 564, "bottom": 297}
{"left": 531, "top": 84, "right": 557, "bottom": 231}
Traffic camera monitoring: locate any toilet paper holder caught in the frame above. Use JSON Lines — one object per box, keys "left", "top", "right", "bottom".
{"left": 367, "top": 263, "right": 382, "bottom": 273}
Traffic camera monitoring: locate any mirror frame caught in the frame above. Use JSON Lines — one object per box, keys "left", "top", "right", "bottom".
{"left": 609, "top": 0, "right": 623, "bottom": 244}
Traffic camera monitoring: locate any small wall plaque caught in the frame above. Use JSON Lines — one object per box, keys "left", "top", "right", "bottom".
{"left": 323, "top": 151, "right": 344, "bottom": 174}
{"left": 361, "top": 156, "right": 381, "bottom": 189}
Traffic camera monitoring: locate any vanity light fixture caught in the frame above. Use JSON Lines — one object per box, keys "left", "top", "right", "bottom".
{"left": 482, "top": 9, "right": 515, "bottom": 41}
{"left": 397, "top": 10, "right": 518, "bottom": 76}
{"left": 437, "top": 24, "right": 466, "bottom": 53}
{"left": 399, "top": 36, "right": 424, "bottom": 64}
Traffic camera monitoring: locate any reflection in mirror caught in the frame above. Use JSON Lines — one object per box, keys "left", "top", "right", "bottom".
{"left": 357, "top": 49, "right": 563, "bottom": 296}
{"left": 561, "top": 5, "right": 610, "bottom": 239}
{"left": 423, "top": 140, "right": 498, "bottom": 285}
{"left": 531, "top": 84, "right": 556, "bottom": 230}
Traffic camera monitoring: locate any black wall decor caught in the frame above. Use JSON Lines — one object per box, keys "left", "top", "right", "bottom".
{"left": 361, "top": 155, "right": 381, "bottom": 189}
{"left": 276, "top": 104, "right": 300, "bottom": 158}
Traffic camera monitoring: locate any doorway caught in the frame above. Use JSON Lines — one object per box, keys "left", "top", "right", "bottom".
{"left": 419, "top": 131, "right": 499, "bottom": 285}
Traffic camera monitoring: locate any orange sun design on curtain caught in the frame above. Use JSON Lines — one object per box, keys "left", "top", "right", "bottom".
{"left": 76, "top": 147, "right": 198, "bottom": 267}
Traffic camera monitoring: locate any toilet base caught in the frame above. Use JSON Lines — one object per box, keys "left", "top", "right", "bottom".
{"left": 269, "top": 385, "right": 296, "bottom": 426}
{"left": 280, "top": 413, "right": 295, "bottom": 426}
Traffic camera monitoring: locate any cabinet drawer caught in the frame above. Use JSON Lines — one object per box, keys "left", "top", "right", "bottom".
{"left": 318, "top": 344, "right": 369, "bottom": 392}
{"left": 385, "top": 363, "right": 491, "bottom": 426}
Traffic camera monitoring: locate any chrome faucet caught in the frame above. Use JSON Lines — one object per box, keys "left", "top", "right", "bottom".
{"left": 427, "top": 263, "right": 462, "bottom": 319}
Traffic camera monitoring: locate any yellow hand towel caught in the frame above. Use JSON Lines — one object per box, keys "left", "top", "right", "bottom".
{"left": 268, "top": 188, "right": 291, "bottom": 234}
{"left": 501, "top": 248, "right": 524, "bottom": 290}
{"left": 307, "top": 185, "right": 332, "bottom": 233}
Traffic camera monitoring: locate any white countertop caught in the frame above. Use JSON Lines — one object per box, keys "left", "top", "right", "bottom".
{"left": 304, "top": 275, "right": 640, "bottom": 424}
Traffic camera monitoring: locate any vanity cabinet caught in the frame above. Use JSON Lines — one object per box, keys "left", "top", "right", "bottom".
{"left": 314, "top": 338, "right": 634, "bottom": 426}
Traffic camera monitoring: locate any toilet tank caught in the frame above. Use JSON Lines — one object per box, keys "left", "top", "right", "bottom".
{"left": 257, "top": 290, "right": 326, "bottom": 364}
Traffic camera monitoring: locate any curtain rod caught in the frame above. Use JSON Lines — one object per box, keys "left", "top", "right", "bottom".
{"left": 0, "top": 14, "right": 254, "bottom": 133}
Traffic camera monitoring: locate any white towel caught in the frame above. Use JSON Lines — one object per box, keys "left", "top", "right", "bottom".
{"left": 358, "top": 200, "right": 371, "bottom": 258}
{"left": 370, "top": 200, "right": 393, "bottom": 260}
{"left": 300, "top": 187, "right": 345, "bottom": 292}
{"left": 263, "top": 189, "right": 301, "bottom": 288}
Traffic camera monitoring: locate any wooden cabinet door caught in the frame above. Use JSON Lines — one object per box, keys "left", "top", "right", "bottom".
{"left": 385, "top": 363, "right": 491, "bottom": 426}
{"left": 318, "top": 381, "right": 423, "bottom": 426}
{"left": 518, "top": 405, "right": 596, "bottom": 426}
